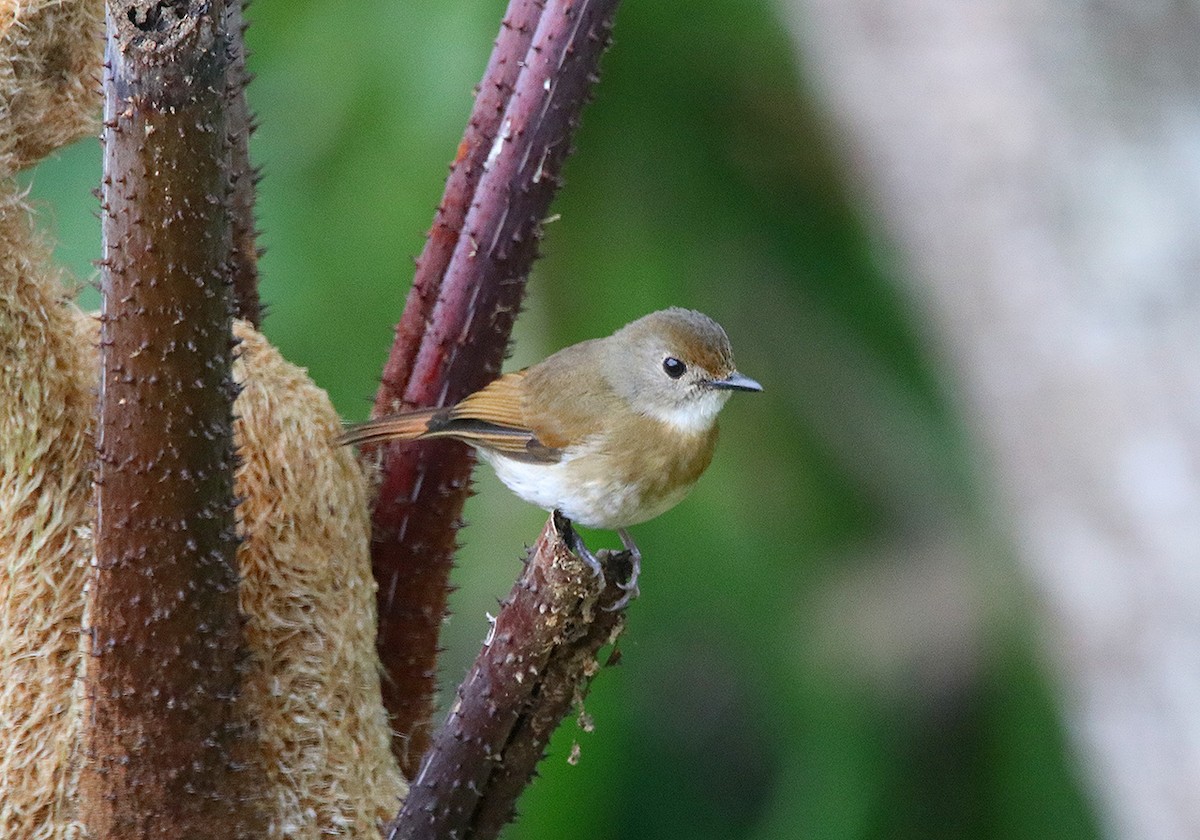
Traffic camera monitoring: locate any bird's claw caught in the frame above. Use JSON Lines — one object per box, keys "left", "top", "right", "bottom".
{"left": 602, "top": 528, "right": 642, "bottom": 611}
{"left": 602, "top": 574, "right": 640, "bottom": 612}
{"left": 558, "top": 515, "right": 643, "bottom": 611}
{"left": 562, "top": 515, "right": 605, "bottom": 580}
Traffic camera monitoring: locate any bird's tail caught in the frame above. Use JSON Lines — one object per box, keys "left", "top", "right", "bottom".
{"left": 337, "top": 408, "right": 441, "bottom": 447}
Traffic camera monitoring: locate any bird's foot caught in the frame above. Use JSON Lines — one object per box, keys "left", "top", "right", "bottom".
{"left": 556, "top": 513, "right": 641, "bottom": 611}
{"left": 559, "top": 512, "right": 604, "bottom": 580}
{"left": 602, "top": 528, "right": 642, "bottom": 611}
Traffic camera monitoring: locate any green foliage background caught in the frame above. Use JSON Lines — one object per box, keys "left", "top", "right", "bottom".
{"left": 22, "top": 1, "right": 1101, "bottom": 837}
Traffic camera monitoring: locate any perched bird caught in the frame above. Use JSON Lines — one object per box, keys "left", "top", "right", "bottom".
{"left": 340, "top": 308, "right": 761, "bottom": 607}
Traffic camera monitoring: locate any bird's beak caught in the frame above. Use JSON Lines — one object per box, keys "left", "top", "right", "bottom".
{"left": 708, "top": 371, "right": 763, "bottom": 392}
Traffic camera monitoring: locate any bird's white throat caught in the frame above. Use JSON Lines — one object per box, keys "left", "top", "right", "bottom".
{"left": 641, "top": 389, "right": 730, "bottom": 435}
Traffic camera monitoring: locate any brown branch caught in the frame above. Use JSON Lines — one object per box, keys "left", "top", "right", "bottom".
{"left": 386, "top": 513, "right": 629, "bottom": 840}
{"left": 82, "top": 2, "right": 262, "bottom": 836}
{"left": 367, "top": 0, "right": 621, "bottom": 775}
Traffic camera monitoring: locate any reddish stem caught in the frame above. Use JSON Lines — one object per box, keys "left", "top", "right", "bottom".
{"left": 374, "top": 0, "right": 545, "bottom": 413}
{"left": 368, "top": 0, "right": 621, "bottom": 776}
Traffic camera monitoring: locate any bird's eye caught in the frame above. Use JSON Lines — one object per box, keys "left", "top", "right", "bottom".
{"left": 662, "top": 357, "right": 687, "bottom": 379}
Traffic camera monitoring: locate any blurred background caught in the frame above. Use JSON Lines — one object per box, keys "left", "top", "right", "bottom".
{"left": 21, "top": 1, "right": 1200, "bottom": 838}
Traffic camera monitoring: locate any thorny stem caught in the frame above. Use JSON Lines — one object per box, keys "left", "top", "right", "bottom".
{"left": 82, "top": 2, "right": 262, "bottom": 836}
{"left": 366, "top": 0, "right": 621, "bottom": 776}
{"left": 374, "top": 0, "right": 545, "bottom": 408}
{"left": 226, "top": 0, "right": 262, "bottom": 326}
{"left": 386, "top": 513, "right": 629, "bottom": 840}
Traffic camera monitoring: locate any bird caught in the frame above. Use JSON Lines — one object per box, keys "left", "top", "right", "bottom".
{"left": 340, "top": 307, "right": 761, "bottom": 608}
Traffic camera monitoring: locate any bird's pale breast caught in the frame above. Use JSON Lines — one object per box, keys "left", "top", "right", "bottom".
{"left": 482, "top": 414, "right": 718, "bottom": 529}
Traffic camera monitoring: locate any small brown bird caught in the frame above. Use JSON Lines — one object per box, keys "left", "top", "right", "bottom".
{"left": 341, "top": 308, "right": 761, "bottom": 606}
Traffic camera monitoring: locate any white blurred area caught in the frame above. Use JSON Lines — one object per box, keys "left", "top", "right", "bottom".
{"left": 776, "top": 2, "right": 1200, "bottom": 838}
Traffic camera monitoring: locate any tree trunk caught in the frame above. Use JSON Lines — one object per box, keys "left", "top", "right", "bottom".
{"left": 778, "top": 2, "right": 1200, "bottom": 838}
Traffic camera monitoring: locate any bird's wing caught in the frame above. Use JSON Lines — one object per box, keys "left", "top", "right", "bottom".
{"left": 432, "top": 371, "right": 563, "bottom": 463}
{"left": 446, "top": 372, "right": 529, "bottom": 429}
{"left": 337, "top": 372, "right": 563, "bottom": 463}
